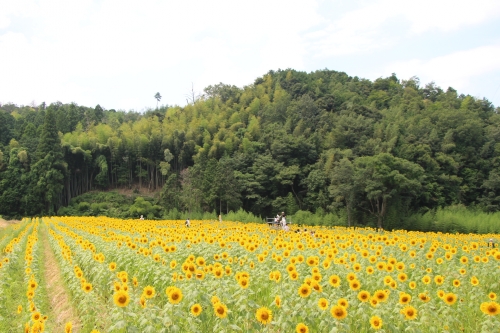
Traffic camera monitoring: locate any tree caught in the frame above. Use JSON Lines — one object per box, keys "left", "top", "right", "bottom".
{"left": 154, "top": 92, "right": 162, "bottom": 109}
{"left": 329, "top": 157, "right": 356, "bottom": 227}
{"left": 0, "top": 111, "right": 15, "bottom": 146}
{"left": 214, "top": 157, "right": 241, "bottom": 214}
{"left": 0, "top": 148, "right": 25, "bottom": 216}
{"left": 36, "top": 107, "right": 61, "bottom": 161}
{"left": 354, "top": 153, "right": 424, "bottom": 229}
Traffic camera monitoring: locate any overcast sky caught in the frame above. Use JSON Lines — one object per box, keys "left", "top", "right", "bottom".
{"left": 1, "top": 0, "right": 500, "bottom": 111}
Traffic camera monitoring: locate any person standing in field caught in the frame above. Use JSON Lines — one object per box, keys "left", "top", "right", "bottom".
{"left": 140, "top": 215, "right": 144, "bottom": 220}
{"left": 185, "top": 218, "right": 190, "bottom": 227}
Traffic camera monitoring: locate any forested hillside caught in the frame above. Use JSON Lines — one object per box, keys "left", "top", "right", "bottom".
{"left": 1, "top": 69, "right": 499, "bottom": 229}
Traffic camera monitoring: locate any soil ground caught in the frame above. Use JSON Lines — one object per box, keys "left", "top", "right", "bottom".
{"left": 0, "top": 218, "right": 20, "bottom": 228}
{"left": 41, "top": 226, "right": 82, "bottom": 332}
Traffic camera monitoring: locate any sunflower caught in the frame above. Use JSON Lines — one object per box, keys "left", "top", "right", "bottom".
{"left": 418, "top": 293, "right": 431, "bottom": 302}
{"left": 211, "top": 295, "right": 221, "bottom": 305}
{"left": 346, "top": 272, "right": 357, "bottom": 281}
{"left": 399, "top": 292, "right": 411, "bottom": 305}
{"left": 383, "top": 276, "right": 392, "bottom": 286}
{"left": 489, "top": 292, "right": 497, "bottom": 300}
{"left": 214, "top": 268, "right": 224, "bottom": 278}
{"left": 139, "top": 296, "right": 147, "bottom": 308}
{"left": 434, "top": 275, "right": 444, "bottom": 285}
{"left": 312, "top": 282, "right": 323, "bottom": 292}
{"left": 256, "top": 307, "right": 272, "bottom": 325}
{"left": 480, "top": 301, "right": 500, "bottom": 315}
{"left": 329, "top": 275, "right": 341, "bottom": 287}
{"left": 400, "top": 306, "right": 418, "bottom": 320}
{"left": 409, "top": 281, "right": 416, "bottom": 289}
{"left": 471, "top": 276, "right": 479, "bottom": 286}
{"left": 337, "top": 298, "right": 349, "bottom": 308}
{"left": 349, "top": 280, "right": 361, "bottom": 291}
{"left": 82, "top": 283, "right": 93, "bottom": 293}
{"left": 398, "top": 273, "right": 408, "bottom": 282}
{"left": 443, "top": 293, "right": 457, "bottom": 305}
{"left": 453, "top": 279, "right": 461, "bottom": 287}
{"left": 296, "top": 323, "right": 309, "bottom": 333}
{"left": 113, "top": 290, "right": 130, "bottom": 307}
{"left": 195, "top": 270, "right": 206, "bottom": 280}
{"left": 196, "top": 256, "right": 206, "bottom": 266}
{"left": 370, "top": 315, "right": 383, "bottom": 330}
{"left": 330, "top": 305, "right": 347, "bottom": 320}
{"left": 191, "top": 303, "right": 202, "bottom": 316}
{"left": 64, "top": 322, "right": 72, "bottom": 333}
{"left": 28, "top": 280, "right": 38, "bottom": 290}
{"left": 168, "top": 287, "right": 183, "bottom": 304}
{"left": 357, "top": 290, "right": 370, "bottom": 302}
{"left": 318, "top": 298, "right": 329, "bottom": 310}
{"left": 32, "top": 311, "right": 41, "bottom": 321}
{"left": 213, "top": 302, "right": 228, "bottom": 319}
{"left": 374, "top": 290, "right": 388, "bottom": 303}
{"left": 298, "top": 284, "right": 312, "bottom": 298}
{"left": 238, "top": 278, "right": 249, "bottom": 289}
{"left": 143, "top": 286, "right": 155, "bottom": 299}
{"left": 17, "top": 305, "right": 22, "bottom": 314}
{"left": 31, "top": 321, "right": 44, "bottom": 333}
{"left": 274, "top": 295, "right": 281, "bottom": 308}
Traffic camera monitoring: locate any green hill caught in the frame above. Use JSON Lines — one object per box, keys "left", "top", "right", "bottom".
{"left": 1, "top": 69, "right": 499, "bottom": 231}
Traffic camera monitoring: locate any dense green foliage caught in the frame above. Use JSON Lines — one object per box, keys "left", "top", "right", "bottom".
{"left": 1, "top": 69, "right": 499, "bottom": 231}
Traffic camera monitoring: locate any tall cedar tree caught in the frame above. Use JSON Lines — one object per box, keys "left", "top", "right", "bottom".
{"left": 36, "top": 108, "right": 62, "bottom": 161}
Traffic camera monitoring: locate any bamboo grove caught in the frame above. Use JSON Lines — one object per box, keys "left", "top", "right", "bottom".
{"left": 1, "top": 69, "right": 499, "bottom": 230}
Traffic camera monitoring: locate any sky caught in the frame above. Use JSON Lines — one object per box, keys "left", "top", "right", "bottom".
{"left": 1, "top": 0, "right": 500, "bottom": 111}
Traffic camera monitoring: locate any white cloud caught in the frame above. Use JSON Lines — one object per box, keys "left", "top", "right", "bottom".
{"left": 307, "top": 0, "right": 500, "bottom": 57}
{"left": 0, "top": 0, "right": 323, "bottom": 108}
{"left": 380, "top": 44, "right": 500, "bottom": 96}
{"left": 1, "top": 0, "right": 499, "bottom": 108}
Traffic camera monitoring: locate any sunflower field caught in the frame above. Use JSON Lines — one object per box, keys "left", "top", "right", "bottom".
{"left": 0, "top": 217, "right": 499, "bottom": 333}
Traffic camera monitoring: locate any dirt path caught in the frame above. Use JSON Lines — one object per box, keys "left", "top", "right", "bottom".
{"left": 0, "top": 218, "right": 19, "bottom": 228}
{"left": 41, "top": 226, "right": 82, "bottom": 332}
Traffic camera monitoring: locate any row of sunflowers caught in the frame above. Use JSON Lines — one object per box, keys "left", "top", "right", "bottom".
{"left": 2, "top": 216, "right": 500, "bottom": 332}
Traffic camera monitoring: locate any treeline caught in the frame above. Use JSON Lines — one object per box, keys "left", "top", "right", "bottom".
{"left": 1, "top": 69, "right": 499, "bottom": 230}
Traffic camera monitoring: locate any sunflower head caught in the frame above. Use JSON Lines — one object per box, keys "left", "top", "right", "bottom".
{"left": 213, "top": 302, "right": 228, "bottom": 319}
{"left": 370, "top": 315, "right": 383, "bottom": 330}
{"left": 480, "top": 301, "right": 500, "bottom": 315}
{"left": 400, "top": 306, "right": 418, "bottom": 320}
{"left": 113, "top": 290, "right": 130, "bottom": 307}
{"left": 255, "top": 307, "right": 272, "bottom": 325}
{"left": 298, "top": 284, "right": 312, "bottom": 298}
{"left": 443, "top": 293, "right": 457, "bottom": 305}
{"left": 330, "top": 305, "right": 347, "bottom": 320}
{"left": 296, "top": 323, "right": 309, "bottom": 333}
{"left": 357, "top": 290, "right": 370, "bottom": 302}
{"left": 143, "top": 286, "right": 155, "bottom": 299}
{"left": 318, "top": 298, "right": 329, "bottom": 310}
{"left": 191, "top": 303, "right": 202, "bottom": 316}
{"left": 274, "top": 295, "right": 281, "bottom": 308}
